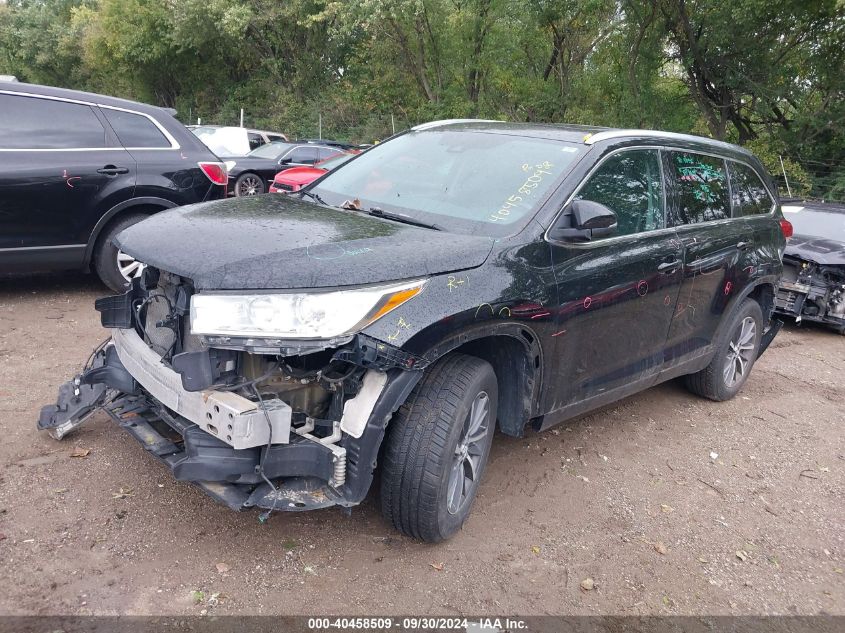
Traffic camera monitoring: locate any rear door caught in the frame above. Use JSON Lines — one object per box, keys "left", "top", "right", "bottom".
{"left": 98, "top": 105, "right": 200, "bottom": 204}
{"left": 546, "top": 148, "right": 684, "bottom": 410}
{"left": 0, "top": 93, "right": 136, "bottom": 268}
{"left": 728, "top": 160, "right": 782, "bottom": 278}
{"left": 663, "top": 150, "right": 746, "bottom": 367}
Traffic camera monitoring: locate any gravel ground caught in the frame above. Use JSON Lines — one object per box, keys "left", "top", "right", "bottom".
{"left": 0, "top": 272, "right": 842, "bottom": 616}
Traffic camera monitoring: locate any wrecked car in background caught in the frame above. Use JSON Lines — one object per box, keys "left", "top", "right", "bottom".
{"left": 776, "top": 200, "right": 845, "bottom": 334}
{"left": 40, "top": 121, "right": 787, "bottom": 542}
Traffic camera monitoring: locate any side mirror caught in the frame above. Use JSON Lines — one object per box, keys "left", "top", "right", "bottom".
{"left": 549, "top": 200, "right": 618, "bottom": 241}
{"left": 279, "top": 157, "right": 292, "bottom": 165}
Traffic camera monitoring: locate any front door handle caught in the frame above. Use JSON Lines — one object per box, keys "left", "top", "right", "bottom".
{"left": 658, "top": 260, "right": 682, "bottom": 274}
{"left": 97, "top": 165, "right": 129, "bottom": 176}
{"left": 736, "top": 241, "right": 752, "bottom": 250}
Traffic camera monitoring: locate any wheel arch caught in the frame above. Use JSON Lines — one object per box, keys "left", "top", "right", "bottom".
{"left": 710, "top": 278, "right": 778, "bottom": 355}
{"left": 415, "top": 323, "right": 544, "bottom": 438}
{"left": 84, "top": 197, "right": 177, "bottom": 266}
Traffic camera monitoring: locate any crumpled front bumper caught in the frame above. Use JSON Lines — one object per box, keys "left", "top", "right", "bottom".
{"left": 38, "top": 333, "right": 423, "bottom": 513}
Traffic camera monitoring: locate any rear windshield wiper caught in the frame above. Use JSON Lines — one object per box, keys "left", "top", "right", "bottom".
{"left": 367, "top": 207, "right": 443, "bottom": 231}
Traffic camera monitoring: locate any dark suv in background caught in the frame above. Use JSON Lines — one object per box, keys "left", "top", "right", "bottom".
{"left": 0, "top": 81, "right": 227, "bottom": 291}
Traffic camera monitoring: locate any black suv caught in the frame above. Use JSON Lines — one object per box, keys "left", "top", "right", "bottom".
{"left": 41, "top": 121, "right": 788, "bottom": 542}
{"left": 0, "top": 82, "right": 227, "bottom": 291}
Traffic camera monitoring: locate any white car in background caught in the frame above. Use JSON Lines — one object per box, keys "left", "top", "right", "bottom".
{"left": 189, "top": 125, "right": 288, "bottom": 156}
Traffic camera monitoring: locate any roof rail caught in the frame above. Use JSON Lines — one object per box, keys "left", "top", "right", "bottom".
{"left": 584, "top": 129, "right": 751, "bottom": 154}
{"left": 411, "top": 118, "right": 498, "bottom": 131}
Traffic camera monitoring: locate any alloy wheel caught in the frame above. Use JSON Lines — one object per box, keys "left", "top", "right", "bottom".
{"left": 116, "top": 250, "right": 145, "bottom": 282}
{"left": 446, "top": 390, "right": 490, "bottom": 515}
{"left": 723, "top": 316, "right": 756, "bottom": 388}
{"left": 238, "top": 175, "right": 262, "bottom": 196}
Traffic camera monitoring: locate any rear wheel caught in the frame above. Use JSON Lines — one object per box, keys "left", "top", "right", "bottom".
{"left": 93, "top": 213, "right": 148, "bottom": 292}
{"left": 380, "top": 353, "right": 497, "bottom": 542}
{"left": 234, "top": 173, "right": 264, "bottom": 196}
{"left": 685, "top": 298, "right": 763, "bottom": 401}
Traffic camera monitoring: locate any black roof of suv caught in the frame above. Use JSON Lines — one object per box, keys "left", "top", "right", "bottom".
{"left": 0, "top": 81, "right": 227, "bottom": 291}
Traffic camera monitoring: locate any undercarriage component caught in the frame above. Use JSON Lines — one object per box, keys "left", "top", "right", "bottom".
{"left": 101, "top": 394, "right": 341, "bottom": 511}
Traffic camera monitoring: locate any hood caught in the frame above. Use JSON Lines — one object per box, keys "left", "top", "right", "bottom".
{"left": 116, "top": 195, "right": 495, "bottom": 290}
{"left": 785, "top": 234, "right": 845, "bottom": 266}
{"left": 275, "top": 167, "right": 325, "bottom": 185}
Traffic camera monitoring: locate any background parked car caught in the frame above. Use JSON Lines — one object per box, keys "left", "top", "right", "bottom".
{"left": 188, "top": 125, "right": 288, "bottom": 156}
{"left": 268, "top": 151, "right": 355, "bottom": 192}
{"left": 223, "top": 141, "right": 348, "bottom": 196}
{"left": 0, "top": 81, "right": 228, "bottom": 291}
{"left": 776, "top": 199, "right": 845, "bottom": 333}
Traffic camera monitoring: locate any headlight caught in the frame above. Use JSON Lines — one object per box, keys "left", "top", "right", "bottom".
{"left": 190, "top": 279, "right": 426, "bottom": 339}
{"left": 224, "top": 160, "right": 237, "bottom": 172}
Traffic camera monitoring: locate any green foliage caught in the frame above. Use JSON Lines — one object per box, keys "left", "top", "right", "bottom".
{"left": 0, "top": 0, "right": 842, "bottom": 199}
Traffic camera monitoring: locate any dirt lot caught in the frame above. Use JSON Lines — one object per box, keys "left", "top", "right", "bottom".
{"left": 0, "top": 273, "right": 842, "bottom": 617}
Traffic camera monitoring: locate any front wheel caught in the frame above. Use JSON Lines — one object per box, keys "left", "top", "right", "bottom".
{"left": 380, "top": 353, "right": 497, "bottom": 542}
{"left": 93, "top": 213, "right": 148, "bottom": 292}
{"left": 685, "top": 298, "right": 763, "bottom": 401}
{"left": 234, "top": 173, "right": 265, "bottom": 196}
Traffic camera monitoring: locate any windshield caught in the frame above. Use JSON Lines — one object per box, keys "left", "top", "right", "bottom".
{"left": 783, "top": 207, "right": 845, "bottom": 241}
{"left": 248, "top": 141, "right": 293, "bottom": 159}
{"left": 310, "top": 129, "right": 583, "bottom": 236}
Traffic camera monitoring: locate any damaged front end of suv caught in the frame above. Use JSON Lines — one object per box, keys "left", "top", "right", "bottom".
{"left": 39, "top": 267, "right": 431, "bottom": 512}
{"left": 39, "top": 267, "right": 438, "bottom": 510}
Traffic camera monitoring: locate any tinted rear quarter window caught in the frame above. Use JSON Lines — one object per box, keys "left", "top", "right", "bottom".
{"left": 669, "top": 151, "right": 730, "bottom": 224}
{"left": 0, "top": 94, "right": 107, "bottom": 149}
{"left": 730, "top": 162, "right": 773, "bottom": 216}
{"left": 101, "top": 108, "right": 170, "bottom": 148}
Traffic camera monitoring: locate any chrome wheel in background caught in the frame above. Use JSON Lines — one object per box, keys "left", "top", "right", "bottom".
{"left": 116, "top": 250, "right": 145, "bottom": 283}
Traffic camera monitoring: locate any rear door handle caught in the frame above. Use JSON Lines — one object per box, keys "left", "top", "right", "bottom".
{"left": 736, "top": 241, "right": 752, "bottom": 250}
{"left": 658, "top": 260, "right": 682, "bottom": 274}
{"left": 97, "top": 166, "right": 129, "bottom": 176}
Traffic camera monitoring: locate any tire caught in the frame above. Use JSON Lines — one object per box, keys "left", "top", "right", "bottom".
{"left": 93, "top": 213, "right": 148, "bottom": 292}
{"left": 234, "top": 173, "right": 265, "bottom": 196}
{"left": 380, "top": 353, "right": 498, "bottom": 542}
{"left": 685, "top": 297, "right": 763, "bottom": 401}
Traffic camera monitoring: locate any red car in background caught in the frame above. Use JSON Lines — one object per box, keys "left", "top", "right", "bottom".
{"left": 269, "top": 152, "right": 355, "bottom": 193}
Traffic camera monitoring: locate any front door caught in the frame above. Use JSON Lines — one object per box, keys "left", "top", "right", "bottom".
{"left": 546, "top": 148, "right": 684, "bottom": 414}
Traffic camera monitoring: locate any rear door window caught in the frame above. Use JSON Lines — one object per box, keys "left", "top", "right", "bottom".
{"left": 0, "top": 94, "right": 108, "bottom": 149}
{"left": 288, "top": 146, "right": 320, "bottom": 164}
{"left": 574, "top": 149, "right": 664, "bottom": 236}
{"left": 668, "top": 151, "right": 730, "bottom": 224}
{"left": 100, "top": 108, "right": 170, "bottom": 148}
{"left": 729, "top": 161, "right": 774, "bottom": 216}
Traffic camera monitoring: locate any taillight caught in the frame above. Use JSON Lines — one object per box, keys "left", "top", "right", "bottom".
{"left": 198, "top": 162, "right": 228, "bottom": 186}
{"left": 779, "top": 218, "right": 793, "bottom": 239}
